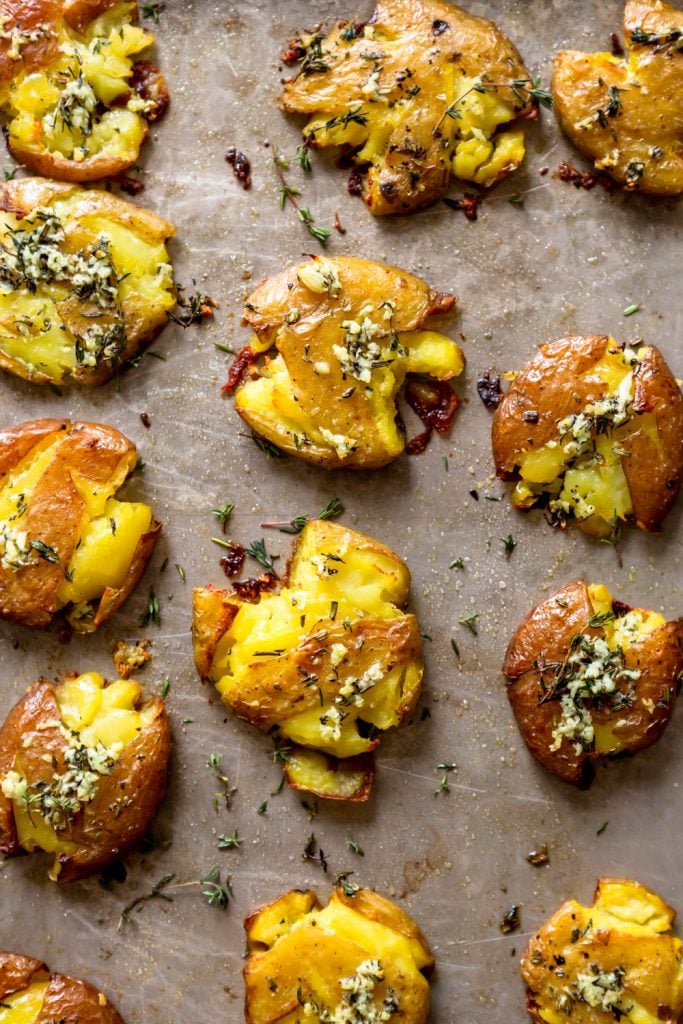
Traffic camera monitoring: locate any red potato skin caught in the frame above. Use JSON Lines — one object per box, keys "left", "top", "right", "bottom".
{"left": 504, "top": 580, "right": 683, "bottom": 786}
{"left": 283, "top": 749, "right": 376, "bottom": 803}
{"left": 0, "top": 679, "right": 171, "bottom": 882}
{"left": 0, "top": 419, "right": 159, "bottom": 630}
{"left": 0, "top": 950, "right": 46, "bottom": 999}
{"left": 0, "top": 952, "right": 126, "bottom": 1024}
{"left": 0, "top": 0, "right": 60, "bottom": 82}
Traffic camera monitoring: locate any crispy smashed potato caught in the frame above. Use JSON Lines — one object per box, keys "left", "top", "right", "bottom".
{"left": 0, "top": 177, "right": 175, "bottom": 386}
{"left": 553, "top": 0, "right": 683, "bottom": 194}
{"left": 0, "top": 671, "right": 170, "bottom": 882}
{"left": 504, "top": 579, "right": 683, "bottom": 787}
{"left": 229, "top": 256, "right": 463, "bottom": 468}
{"left": 244, "top": 884, "right": 434, "bottom": 1023}
{"left": 192, "top": 520, "right": 423, "bottom": 801}
{"left": 521, "top": 878, "right": 683, "bottom": 1023}
{"left": 0, "top": 418, "right": 160, "bottom": 631}
{"left": 0, "top": 950, "right": 125, "bottom": 1024}
{"left": 0, "top": 0, "right": 169, "bottom": 181}
{"left": 492, "top": 336, "right": 683, "bottom": 537}
{"left": 279, "top": 0, "right": 538, "bottom": 214}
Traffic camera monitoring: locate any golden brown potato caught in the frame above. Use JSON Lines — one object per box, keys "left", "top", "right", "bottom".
{"left": 552, "top": 0, "right": 683, "bottom": 194}
{"left": 244, "top": 884, "right": 434, "bottom": 1023}
{"left": 0, "top": 177, "right": 175, "bottom": 386}
{"left": 192, "top": 519, "right": 423, "bottom": 801}
{"left": 227, "top": 256, "right": 463, "bottom": 468}
{"left": 492, "top": 336, "right": 683, "bottom": 538}
{"left": 0, "top": 418, "right": 160, "bottom": 631}
{"left": 279, "top": 0, "right": 538, "bottom": 214}
{"left": 0, "top": 0, "right": 169, "bottom": 181}
{"left": 521, "top": 878, "right": 683, "bottom": 1023}
{"left": 0, "top": 670, "right": 170, "bottom": 882}
{"left": 0, "top": 950, "right": 125, "bottom": 1024}
{"left": 504, "top": 579, "right": 683, "bottom": 787}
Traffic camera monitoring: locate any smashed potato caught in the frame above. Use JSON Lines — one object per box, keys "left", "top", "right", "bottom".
{"left": 228, "top": 256, "right": 463, "bottom": 468}
{"left": 0, "top": 951, "right": 125, "bottom": 1024}
{"left": 491, "top": 336, "right": 683, "bottom": 537}
{"left": 553, "top": 0, "right": 683, "bottom": 194}
{"left": 0, "top": 0, "right": 169, "bottom": 181}
{"left": 0, "top": 418, "right": 160, "bottom": 631}
{"left": 192, "top": 520, "right": 423, "bottom": 801}
{"left": 279, "top": 0, "right": 538, "bottom": 214}
{"left": 0, "top": 670, "right": 170, "bottom": 882}
{"left": 521, "top": 878, "right": 683, "bottom": 1023}
{"left": 504, "top": 579, "right": 683, "bottom": 787}
{"left": 244, "top": 884, "right": 434, "bottom": 1023}
{"left": 0, "top": 177, "right": 175, "bottom": 386}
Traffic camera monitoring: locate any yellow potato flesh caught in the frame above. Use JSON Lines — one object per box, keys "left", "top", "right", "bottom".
{"left": 0, "top": 191, "right": 174, "bottom": 384}
{"left": 56, "top": 497, "right": 153, "bottom": 604}
{"left": 10, "top": 671, "right": 149, "bottom": 875}
{"left": 285, "top": 748, "right": 369, "bottom": 798}
{"left": 0, "top": 4, "right": 152, "bottom": 165}
{"left": 0, "top": 981, "right": 49, "bottom": 1024}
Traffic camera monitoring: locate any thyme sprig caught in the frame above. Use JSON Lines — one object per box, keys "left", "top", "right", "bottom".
{"left": 260, "top": 496, "right": 344, "bottom": 533}
{"left": 272, "top": 148, "right": 331, "bottom": 248}
{"left": 207, "top": 752, "right": 237, "bottom": 813}
{"left": 244, "top": 538, "right": 278, "bottom": 573}
{"left": 117, "top": 867, "right": 232, "bottom": 930}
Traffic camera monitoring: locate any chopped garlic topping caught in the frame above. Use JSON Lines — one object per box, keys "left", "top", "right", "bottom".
{"left": 302, "top": 958, "right": 400, "bottom": 1022}
{"left": 297, "top": 259, "right": 342, "bottom": 297}
{"left": 319, "top": 427, "right": 358, "bottom": 459}
{"left": 330, "top": 643, "right": 349, "bottom": 667}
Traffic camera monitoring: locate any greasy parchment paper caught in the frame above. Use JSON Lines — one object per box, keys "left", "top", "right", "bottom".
{"left": 1, "top": 1, "right": 682, "bottom": 1021}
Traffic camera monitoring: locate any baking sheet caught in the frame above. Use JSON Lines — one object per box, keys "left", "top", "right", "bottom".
{"left": 2, "top": 1, "right": 682, "bottom": 1020}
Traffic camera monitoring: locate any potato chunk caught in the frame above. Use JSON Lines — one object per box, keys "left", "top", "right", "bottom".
{"left": 229, "top": 256, "right": 463, "bottom": 468}
{"left": 244, "top": 885, "right": 434, "bottom": 1023}
{"left": 0, "top": 177, "right": 175, "bottom": 386}
{"left": 192, "top": 520, "right": 423, "bottom": 800}
{"left": 0, "top": 0, "right": 169, "bottom": 181}
{"left": 504, "top": 579, "right": 683, "bottom": 787}
{"left": 492, "top": 336, "right": 683, "bottom": 537}
{"left": 521, "top": 878, "right": 683, "bottom": 1023}
{"left": 0, "top": 418, "right": 160, "bottom": 630}
{"left": 0, "top": 671, "right": 171, "bottom": 882}
{"left": 553, "top": 0, "right": 683, "bottom": 194}
{"left": 279, "top": 0, "right": 538, "bottom": 214}
{"left": 0, "top": 951, "right": 125, "bottom": 1023}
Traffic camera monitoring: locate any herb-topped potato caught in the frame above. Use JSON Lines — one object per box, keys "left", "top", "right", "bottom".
{"left": 504, "top": 579, "right": 683, "bottom": 787}
{"left": 193, "top": 519, "right": 423, "bottom": 801}
{"left": 0, "top": 0, "right": 169, "bottom": 181}
{"left": 226, "top": 256, "right": 463, "bottom": 468}
{"left": 491, "top": 336, "right": 683, "bottom": 538}
{"left": 0, "top": 418, "right": 160, "bottom": 631}
{"left": 0, "top": 177, "right": 175, "bottom": 386}
{"left": 521, "top": 878, "right": 683, "bottom": 1023}
{"left": 0, "top": 951, "right": 125, "bottom": 1023}
{"left": 279, "top": 0, "right": 540, "bottom": 215}
{"left": 0, "top": 670, "right": 170, "bottom": 882}
{"left": 244, "top": 884, "right": 434, "bottom": 1023}
{"left": 553, "top": 0, "right": 683, "bottom": 194}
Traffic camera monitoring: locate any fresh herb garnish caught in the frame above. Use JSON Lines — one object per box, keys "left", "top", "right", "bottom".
{"left": 459, "top": 613, "right": 479, "bottom": 636}
{"left": 167, "top": 292, "right": 216, "bottom": 328}
{"left": 160, "top": 678, "right": 171, "bottom": 700}
{"left": 347, "top": 835, "right": 364, "bottom": 856}
{"left": 501, "top": 534, "right": 517, "bottom": 558}
{"left": 261, "top": 496, "right": 344, "bottom": 533}
{"left": 207, "top": 752, "right": 236, "bottom": 813}
{"left": 201, "top": 865, "right": 232, "bottom": 908}
{"left": 141, "top": 1, "right": 164, "bottom": 21}
{"left": 211, "top": 499, "right": 235, "bottom": 531}
{"left": 175, "top": 563, "right": 186, "bottom": 582}
{"left": 449, "top": 557, "right": 464, "bottom": 569}
{"left": 244, "top": 538, "right": 278, "bottom": 573}
{"left": 217, "top": 829, "right": 241, "bottom": 850}
{"left": 434, "top": 761, "right": 456, "bottom": 795}
{"left": 623, "top": 303, "right": 640, "bottom": 316}
{"left": 139, "top": 590, "right": 160, "bottom": 627}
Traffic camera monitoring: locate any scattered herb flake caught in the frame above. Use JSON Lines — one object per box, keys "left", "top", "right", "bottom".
{"left": 501, "top": 534, "right": 517, "bottom": 558}
{"left": 139, "top": 590, "right": 160, "bottom": 627}
{"left": 217, "top": 829, "right": 241, "bottom": 850}
{"left": 623, "top": 303, "right": 640, "bottom": 316}
{"left": 347, "top": 836, "right": 364, "bottom": 856}
{"left": 459, "top": 613, "right": 479, "bottom": 636}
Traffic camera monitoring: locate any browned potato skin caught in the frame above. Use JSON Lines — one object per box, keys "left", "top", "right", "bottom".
{"left": 62, "top": 0, "right": 121, "bottom": 32}
{"left": 0, "top": 178, "right": 176, "bottom": 386}
{"left": 552, "top": 0, "right": 683, "bottom": 195}
{"left": 280, "top": 0, "right": 535, "bottom": 214}
{"left": 0, "top": 951, "right": 125, "bottom": 1024}
{"left": 0, "top": 418, "right": 160, "bottom": 630}
{"left": 492, "top": 336, "right": 683, "bottom": 532}
{"left": 504, "top": 580, "right": 683, "bottom": 786}
{"left": 0, "top": 0, "right": 61, "bottom": 82}
{"left": 521, "top": 879, "right": 683, "bottom": 1024}
{"left": 239, "top": 256, "right": 456, "bottom": 468}
{"left": 244, "top": 886, "right": 433, "bottom": 1024}
{"left": 0, "top": 678, "right": 171, "bottom": 882}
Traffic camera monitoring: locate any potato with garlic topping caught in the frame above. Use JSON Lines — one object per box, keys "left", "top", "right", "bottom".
{"left": 0, "top": 950, "right": 126, "bottom": 1023}
{"left": 227, "top": 256, "right": 463, "bottom": 468}
{"left": 504, "top": 579, "right": 683, "bottom": 787}
{"left": 521, "top": 878, "right": 683, "bottom": 1023}
{"left": 552, "top": 0, "right": 683, "bottom": 195}
{"left": 0, "top": 0, "right": 169, "bottom": 181}
{"left": 0, "top": 670, "right": 170, "bottom": 882}
{"left": 0, "top": 418, "right": 160, "bottom": 631}
{"left": 244, "top": 884, "right": 434, "bottom": 1023}
{"left": 492, "top": 335, "right": 683, "bottom": 537}
{"left": 192, "top": 519, "right": 423, "bottom": 801}
{"left": 279, "top": 0, "right": 539, "bottom": 214}
{"left": 0, "top": 176, "right": 175, "bottom": 386}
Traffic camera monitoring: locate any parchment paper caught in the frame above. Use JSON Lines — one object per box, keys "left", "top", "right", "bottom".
{"left": 1, "top": 1, "right": 682, "bottom": 1021}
